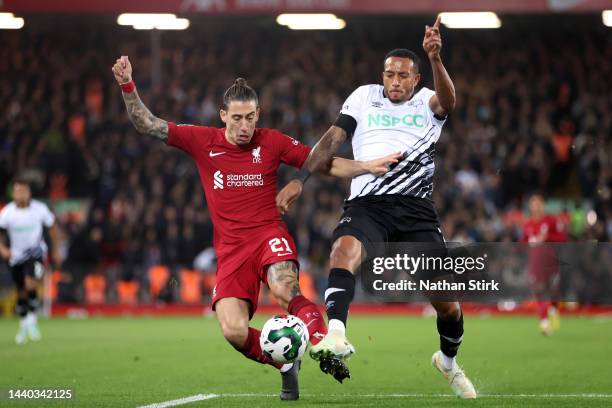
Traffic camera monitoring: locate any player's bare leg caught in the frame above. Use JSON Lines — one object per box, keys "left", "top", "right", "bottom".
{"left": 308, "top": 236, "right": 359, "bottom": 382}
{"left": 267, "top": 260, "right": 350, "bottom": 383}
{"left": 215, "top": 297, "right": 299, "bottom": 400}
{"left": 430, "top": 301, "right": 476, "bottom": 399}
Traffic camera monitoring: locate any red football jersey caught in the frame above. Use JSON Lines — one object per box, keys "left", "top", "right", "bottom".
{"left": 521, "top": 215, "right": 567, "bottom": 243}
{"left": 521, "top": 214, "right": 567, "bottom": 279}
{"left": 167, "top": 123, "right": 310, "bottom": 246}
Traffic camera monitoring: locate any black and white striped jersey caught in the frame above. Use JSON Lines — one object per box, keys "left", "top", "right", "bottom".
{"left": 340, "top": 85, "right": 445, "bottom": 201}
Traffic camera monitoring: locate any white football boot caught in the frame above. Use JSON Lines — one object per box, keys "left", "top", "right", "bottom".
{"left": 432, "top": 350, "right": 477, "bottom": 399}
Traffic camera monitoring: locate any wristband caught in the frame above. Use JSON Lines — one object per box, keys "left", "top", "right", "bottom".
{"left": 292, "top": 168, "right": 310, "bottom": 185}
{"left": 120, "top": 80, "right": 135, "bottom": 93}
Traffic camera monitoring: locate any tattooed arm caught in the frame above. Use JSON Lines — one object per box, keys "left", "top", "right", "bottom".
{"left": 112, "top": 56, "right": 168, "bottom": 141}
{"left": 276, "top": 125, "right": 349, "bottom": 215}
{"left": 303, "top": 126, "right": 348, "bottom": 174}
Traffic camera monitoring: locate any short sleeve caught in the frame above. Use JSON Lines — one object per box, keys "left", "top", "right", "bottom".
{"left": 275, "top": 131, "right": 311, "bottom": 169}
{"left": 167, "top": 122, "right": 213, "bottom": 156}
{"left": 339, "top": 86, "right": 366, "bottom": 122}
{"left": 420, "top": 87, "right": 446, "bottom": 126}
{"left": 41, "top": 204, "right": 55, "bottom": 227}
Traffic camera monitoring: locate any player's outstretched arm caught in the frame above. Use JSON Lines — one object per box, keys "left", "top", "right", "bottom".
{"left": 112, "top": 56, "right": 168, "bottom": 141}
{"left": 303, "top": 125, "right": 348, "bottom": 174}
{"left": 276, "top": 152, "right": 401, "bottom": 214}
{"left": 423, "top": 15, "right": 456, "bottom": 116}
{"left": 328, "top": 152, "right": 402, "bottom": 178}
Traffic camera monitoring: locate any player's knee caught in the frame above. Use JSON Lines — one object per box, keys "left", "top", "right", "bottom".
{"left": 330, "top": 238, "right": 362, "bottom": 271}
{"left": 268, "top": 282, "right": 296, "bottom": 309}
{"left": 436, "top": 302, "right": 461, "bottom": 321}
{"left": 219, "top": 319, "right": 249, "bottom": 348}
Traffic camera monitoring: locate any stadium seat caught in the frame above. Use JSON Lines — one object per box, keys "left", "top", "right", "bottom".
{"left": 116, "top": 280, "right": 140, "bottom": 305}
{"left": 84, "top": 274, "right": 106, "bottom": 304}
{"left": 179, "top": 269, "right": 202, "bottom": 304}
{"left": 49, "top": 270, "right": 63, "bottom": 303}
{"left": 147, "top": 265, "right": 170, "bottom": 299}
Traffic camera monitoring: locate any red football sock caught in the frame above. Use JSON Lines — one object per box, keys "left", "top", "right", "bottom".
{"left": 537, "top": 301, "right": 549, "bottom": 320}
{"left": 239, "top": 327, "right": 283, "bottom": 369}
{"left": 288, "top": 295, "right": 328, "bottom": 346}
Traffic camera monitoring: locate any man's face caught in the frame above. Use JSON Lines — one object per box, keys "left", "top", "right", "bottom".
{"left": 382, "top": 57, "right": 421, "bottom": 103}
{"left": 529, "top": 195, "right": 545, "bottom": 218}
{"left": 13, "top": 183, "right": 31, "bottom": 207}
{"left": 220, "top": 100, "right": 260, "bottom": 146}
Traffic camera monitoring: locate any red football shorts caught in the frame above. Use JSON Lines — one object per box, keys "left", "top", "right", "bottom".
{"left": 212, "top": 227, "right": 298, "bottom": 318}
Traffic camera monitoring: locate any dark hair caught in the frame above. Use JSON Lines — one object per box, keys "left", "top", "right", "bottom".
{"left": 384, "top": 49, "right": 421, "bottom": 73}
{"left": 221, "top": 78, "right": 259, "bottom": 110}
{"left": 12, "top": 176, "right": 30, "bottom": 188}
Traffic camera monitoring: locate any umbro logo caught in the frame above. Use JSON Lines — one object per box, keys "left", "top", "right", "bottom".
{"left": 209, "top": 151, "right": 226, "bottom": 157}
{"left": 339, "top": 217, "right": 352, "bottom": 224}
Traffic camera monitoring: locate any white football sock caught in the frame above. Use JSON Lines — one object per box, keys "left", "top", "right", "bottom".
{"left": 25, "top": 312, "right": 37, "bottom": 326}
{"left": 328, "top": 319, "right": 346, "bottom": 335}
{"left": 441, "top": 352, "right": 456, "bottom": 370}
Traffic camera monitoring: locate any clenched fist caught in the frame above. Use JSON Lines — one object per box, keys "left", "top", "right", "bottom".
{"left": 112, "top": 56, "right": 132, "bottom": 85}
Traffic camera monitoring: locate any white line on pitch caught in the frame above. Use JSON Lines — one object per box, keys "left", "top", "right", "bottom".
{"left": 137, "top": 392, "right": 612, "bottom": 407}
{"left": 217, "top": 393, "right": 612, "bottom": 398}
{"left": 137, "top": 394, "right": 218, "bottom": 408}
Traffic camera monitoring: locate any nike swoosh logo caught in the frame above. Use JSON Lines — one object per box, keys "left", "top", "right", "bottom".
{"left": 209, "top": 151, "right": 226, "bottom": 157}
{"left": 277, "top": 253, "right": 293, "bottom": 256}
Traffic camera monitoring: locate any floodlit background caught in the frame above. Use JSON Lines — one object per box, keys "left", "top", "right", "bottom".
{"left": 0, "top": 1, "right": 611, "bottom": 406}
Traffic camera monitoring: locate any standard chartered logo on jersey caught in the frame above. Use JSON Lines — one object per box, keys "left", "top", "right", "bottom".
{"left": 213, "top": 170, "right": 263, "bottom": 190}
{"left": 368, "top": 113, "right": 425, "bottom": 128}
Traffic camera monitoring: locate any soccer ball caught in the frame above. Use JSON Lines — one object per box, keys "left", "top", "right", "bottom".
{"left": 260, "top": 314, "right": 309, "bottom": 364}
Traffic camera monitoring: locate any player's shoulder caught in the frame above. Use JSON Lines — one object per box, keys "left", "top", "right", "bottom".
{"left": 0, "top": 202, "right": 16, "bottom": 215}
{"left": 414, "top": 86, "right": 435, "bottom": 101}
{"left": 30, "top": 199, "right": 51, "bottom": 212}
{"left": 353, "top": 84, "right": 380, "bottom": 98}
{"left": 256, "top": 128, "right": 297, "bottom": 144}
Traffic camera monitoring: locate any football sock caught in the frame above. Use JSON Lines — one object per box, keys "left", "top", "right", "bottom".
{"left": 437, "top": 312, "right": 464, "bottom": 359}
{"left": 288, "top": 295, "right": 327, "bottom": 346}
{"left": 441, "top": 352, "right": 455, "bottom": 371}
{"left": 328, "top": 319, "right": 346, "bottom": 335}
{"left": 325, "top": 268, "right": 355, "bottom": 330}
{"left": 16, "top": 297, "right": 28, "bottom": 318}
{"left": 239, "top": 327, "right": 283, "bottom": 369}
{"left": 27, "top": 289, "right": 39, "bottom": 313}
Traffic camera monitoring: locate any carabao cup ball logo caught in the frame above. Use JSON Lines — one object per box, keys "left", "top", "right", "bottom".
{"left": 260, "top": 314, "right": 309, "bottom": 363}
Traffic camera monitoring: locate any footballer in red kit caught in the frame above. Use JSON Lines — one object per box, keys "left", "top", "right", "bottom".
{"left": 521, "top": 193, "right": 567, "bottom": 336}
{"left": 166, "top": 123, "right": 308, "bottom": 316}
{"left": 112, "top": 56, "right": 400, "bottom": 400}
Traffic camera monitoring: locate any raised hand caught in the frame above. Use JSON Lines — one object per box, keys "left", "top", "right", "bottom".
{"left": 423, "top": 15, "right": 442, "bottom": 60}
{"left": 112, "top": 56, "right": 133, "bottom": 85}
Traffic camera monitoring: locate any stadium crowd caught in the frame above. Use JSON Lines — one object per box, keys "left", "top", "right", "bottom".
{"left": 1, "top": 16, "right": 610, "bottom": 303}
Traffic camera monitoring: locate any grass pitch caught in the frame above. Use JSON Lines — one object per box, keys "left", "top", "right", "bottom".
{"left": 1, "top": 314, "right": 611, "bottom": 407}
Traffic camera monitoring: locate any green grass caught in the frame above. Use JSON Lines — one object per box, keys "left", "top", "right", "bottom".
{"left": 1, "top": 315, "right": 611, "bottom": 407}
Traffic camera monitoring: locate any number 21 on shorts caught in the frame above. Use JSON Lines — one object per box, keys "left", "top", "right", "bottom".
{"left": 268, "top": 237, "right": 293, "bottom": 256}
